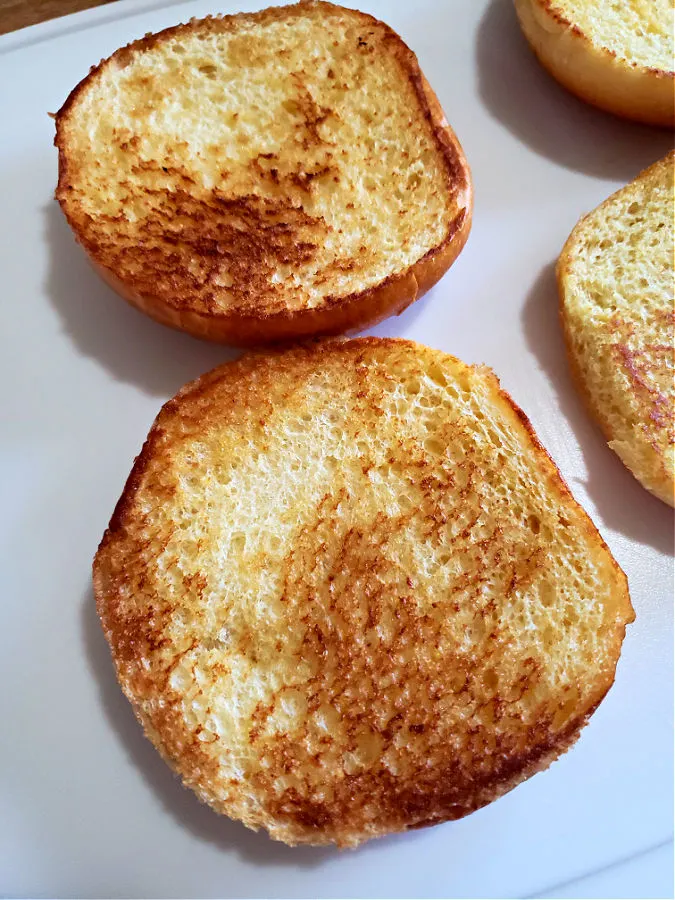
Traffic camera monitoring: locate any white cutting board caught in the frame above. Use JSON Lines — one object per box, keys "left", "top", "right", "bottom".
{"left": 0, "top": 1, "right": 673, "bottom": 897}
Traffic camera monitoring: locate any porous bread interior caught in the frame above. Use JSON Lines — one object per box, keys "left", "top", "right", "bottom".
{"left": 96, "top": 340, "right": 632, "bottom": 846}
{"left": 58, "top": 3, "right": 458, "bottom": 316}
{"left": 560, "top": 153, "right": 674, "bottom": 504}
{"left": 546, "top": 0, "right": 674, "bottom": 70}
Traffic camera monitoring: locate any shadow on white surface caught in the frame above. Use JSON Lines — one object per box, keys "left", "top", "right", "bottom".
{"left": 80, "top": 588, "right": 335, "bottom": 867}
{"left": 44, "top": 202, "right": 238, "bottom": 398}
{"left": 476, "top": 0, "right": 674, "bottom": 180}
{"left": 521, "top": 263, "right": 674, "bottom": 555}
{"left": 368, "top": 285, "right": 438, "bottom": 339}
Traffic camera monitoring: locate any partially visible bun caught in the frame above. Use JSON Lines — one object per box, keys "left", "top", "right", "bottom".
{"left": 514, "top": 0, "right": 674, "bottom": 126}
{"left": 558, "top": 152, "right": 675, "bottom": 505}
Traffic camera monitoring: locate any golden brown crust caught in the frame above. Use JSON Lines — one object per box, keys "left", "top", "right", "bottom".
{"left": 55, "top": 2, "right": 472, "bottom": 345}
{"left": 87, "top": 207, "right": 469, "bottom": 345}
{"left": 94, "top": 338, "right": 632, "bottom": 847}
{"left": 514, "top": 0, "right": 675, "bottom": 127}
{"left": 557, "top": 153, "right": 675, "bottom": 506}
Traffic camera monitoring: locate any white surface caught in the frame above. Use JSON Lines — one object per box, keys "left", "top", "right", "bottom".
{"left": 0, "top": 1, "right": 673, "bottom": 898}
{"left": 538, "top": 841, "right": 674, "bottom": 899}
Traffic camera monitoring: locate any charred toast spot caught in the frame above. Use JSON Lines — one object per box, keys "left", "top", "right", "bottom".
{"left": 611, "top": 311, "right": 675, "bottom": 446}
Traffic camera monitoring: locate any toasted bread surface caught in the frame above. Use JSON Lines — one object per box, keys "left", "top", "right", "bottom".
{"left": 55, "top": 1, "right": 471, "bottom": 345}
{"left": 94, "top": 338, "right": 633, "bottom": 847}
{"left": 514, "top": 0, "right": 675, "bottom": 126}
{"left": 559, "top": 153, "right": 675, "bottom": 506}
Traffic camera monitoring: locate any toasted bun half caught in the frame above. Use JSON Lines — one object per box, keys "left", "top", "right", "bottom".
{"left": 55, "top": 2, "right": 472, "bottom": 345}
{"left": 514, "top": 0, "right": 675, "bottom": 127}
{"left": 558, "top": 152, "right": 675, "bottom": 506}
{"left": 94, "top": 338, "right": 633, "bottom": 847}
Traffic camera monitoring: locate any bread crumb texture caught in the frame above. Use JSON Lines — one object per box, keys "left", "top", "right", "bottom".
{"left": 94, "top": 339, "right": 633, "bottom": 846}
{"left": 56, "top": 2, "right": 465, "bottom": 321}
{"left": 559, "top": 152, "right": 675, "bottom": 505}
{"left": 546, "top": 0, "right": 674, "bottom": 70}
